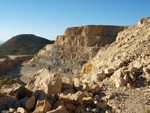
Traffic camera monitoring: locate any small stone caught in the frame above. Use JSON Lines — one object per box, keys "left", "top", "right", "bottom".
{"left": 34, "top": 100, "right": 51, "bottom": 113}
{"left": 124, "top": 74, "right": 129, "bottom": 82}
{"left": 46, "top": 105, "right": 69, "bottom": 113}
{"left": 17, "top": 107, "right": 27, "bottom": 113}
{"left": 104, "top": 68, "right": 115, "bottom": 75}
{"left": 105, "top": 109, "right": 111, "bottom": 113}
{"left": 74, "top": 78, "right": 81, "bottom": 87}
{"left": 91, "top": 108, "right": 99, "bottom": 113}
{"left": 9, "top": 108, "right": 16, "bottom": 112}
{"left": 115, "top": 108, "right": 121, "bottom": 113}
{"left": 103, "top": 95, "right": 112, "bottom": 100}
{"left": 130, "top": 74, "right": 136, "bottom": 82}
{"left": 65, "top": 103, "right": 74, "bottom": 113}
{"left": 115, "top": 77, "right": 127, "bottom": 88}
{"left": 94, "top": 101, "right": 107, "bottom": 110}
{"left": 53, "top": 99, "right": 65, "bottom": 109}
{"left": 82, "top": 96, "right": 93, "bottom": 104}
{"left": 86, "top": 107, "right": 91, "bottom": 111}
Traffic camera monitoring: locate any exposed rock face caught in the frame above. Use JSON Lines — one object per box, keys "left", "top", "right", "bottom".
{"left": 26, "top": 69, "right": 62, "bottom": 97}
{"left": 55, "top": 35, "right": 118, "bottom": 47}
{"left": 55, "top": 25, "right": 127, "bottom": 47}
{"left": 64, "top": 25, "right": 126, "bottom": 36}
{"left": 30, "top": 25, "right": 126, "bottom": 78}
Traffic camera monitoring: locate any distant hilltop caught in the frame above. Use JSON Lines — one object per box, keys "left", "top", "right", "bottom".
{"left": 0, "top": 34, "right": 55, "bottom": 55}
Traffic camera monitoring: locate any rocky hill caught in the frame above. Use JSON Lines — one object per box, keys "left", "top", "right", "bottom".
{"left": 1, "top": 18, "right": 150, "bottom": 113}
{"left": 30, "top": 25, "right": 127, "bottom": 78}
{"left": 0, "top": 34, "right": 54, "bottom": 55}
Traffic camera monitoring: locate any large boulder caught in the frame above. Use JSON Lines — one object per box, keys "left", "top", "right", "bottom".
{"left": 61, "top": 76, "right": 73, "bottom": 91}
{"left": 25, "top": 96, "right": 35, "bottom": 111}
{"left": 0, "top": 96, "right": 17, "bottom": 112}
{"left": 26, "top": 69, "right": 62, "bottom": 97}
{"left": 58, "top": 91, "right": 85, "bottom": 105}
{"left": 34, "top": 100, "right": 51, "bottom": 113}
{"left": 32, "top": 90, "right": 47, "bottom": 101}
{"left": 0, "top": 83, "right": 30, "bottom": 100}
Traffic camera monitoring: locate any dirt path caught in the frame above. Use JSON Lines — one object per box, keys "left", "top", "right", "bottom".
{"left": 3, "top": 62, "right": 38, "bottom": 83}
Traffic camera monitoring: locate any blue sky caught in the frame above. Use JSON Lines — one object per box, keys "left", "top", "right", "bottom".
{"left": 0, "top": 0, "right": 150, "bottom": 42}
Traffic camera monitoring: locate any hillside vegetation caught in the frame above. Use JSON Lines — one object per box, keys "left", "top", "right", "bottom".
{"left": 0, "top": 34, "right": 54, "bottom": 55}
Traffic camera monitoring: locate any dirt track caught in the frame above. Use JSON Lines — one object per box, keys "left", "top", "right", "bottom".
{"left": 4, "top": 62, "right": 38, "bottom": 83}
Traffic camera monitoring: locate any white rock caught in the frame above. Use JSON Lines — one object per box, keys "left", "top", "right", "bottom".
{"left": 17, "top": 107, "right": 27, "bottom": 113}
{"left": 26, "top": 69, "right": 62, "bottom": 97}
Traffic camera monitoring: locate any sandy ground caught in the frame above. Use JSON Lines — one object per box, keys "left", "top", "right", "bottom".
{"left": 3, "top": 62, "right": 38, "bottom": 84}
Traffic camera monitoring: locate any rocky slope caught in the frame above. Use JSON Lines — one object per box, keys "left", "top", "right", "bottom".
{"left": 0, "top": 34, "right": 54, "bottom": 55}
{"left": 30, "top": 25, "right": 126, "bottom": 78}
{"left": 80, "top": 17, "right": 150, "bottom": 112}
{"left": 1, "top": 18, "right": 150, "bottom": 113}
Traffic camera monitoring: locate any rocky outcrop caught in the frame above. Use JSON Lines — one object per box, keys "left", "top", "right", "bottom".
{"left": 55, "top": 25, "right": 127, "bottom": 47}
{"left": 30, "top": 25, "right": 126, "bottom": 78}
{"left": 55, "top": 35, "right": 118, "bottom": 47}
{"left": 64, "top": 25, "right": 126, "bottom": 36}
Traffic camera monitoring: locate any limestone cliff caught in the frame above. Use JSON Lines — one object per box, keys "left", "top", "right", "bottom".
{"left": 55, "top": 25, "right": 128, "bottom": 47}
{"left": 30, "top": 25, "right": 127, "bottom": 78}
{"left": 64, "top": 25, "right": 126, "bottom": 36}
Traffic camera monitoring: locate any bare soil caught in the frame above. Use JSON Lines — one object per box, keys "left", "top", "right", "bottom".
{"left": 3, "top": 62, "right": 38, "bottom": 83}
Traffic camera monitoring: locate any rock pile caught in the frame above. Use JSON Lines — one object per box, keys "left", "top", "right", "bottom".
{"left": 81, "top": 17, "right": 150, "bottom": 88}
{"left": 0, "top": 69, "right": 111, "bottom": 113}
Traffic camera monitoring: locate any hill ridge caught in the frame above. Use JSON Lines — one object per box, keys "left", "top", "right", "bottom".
{"left": 0, "top": 34, "right": 54, "bottom": 55}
